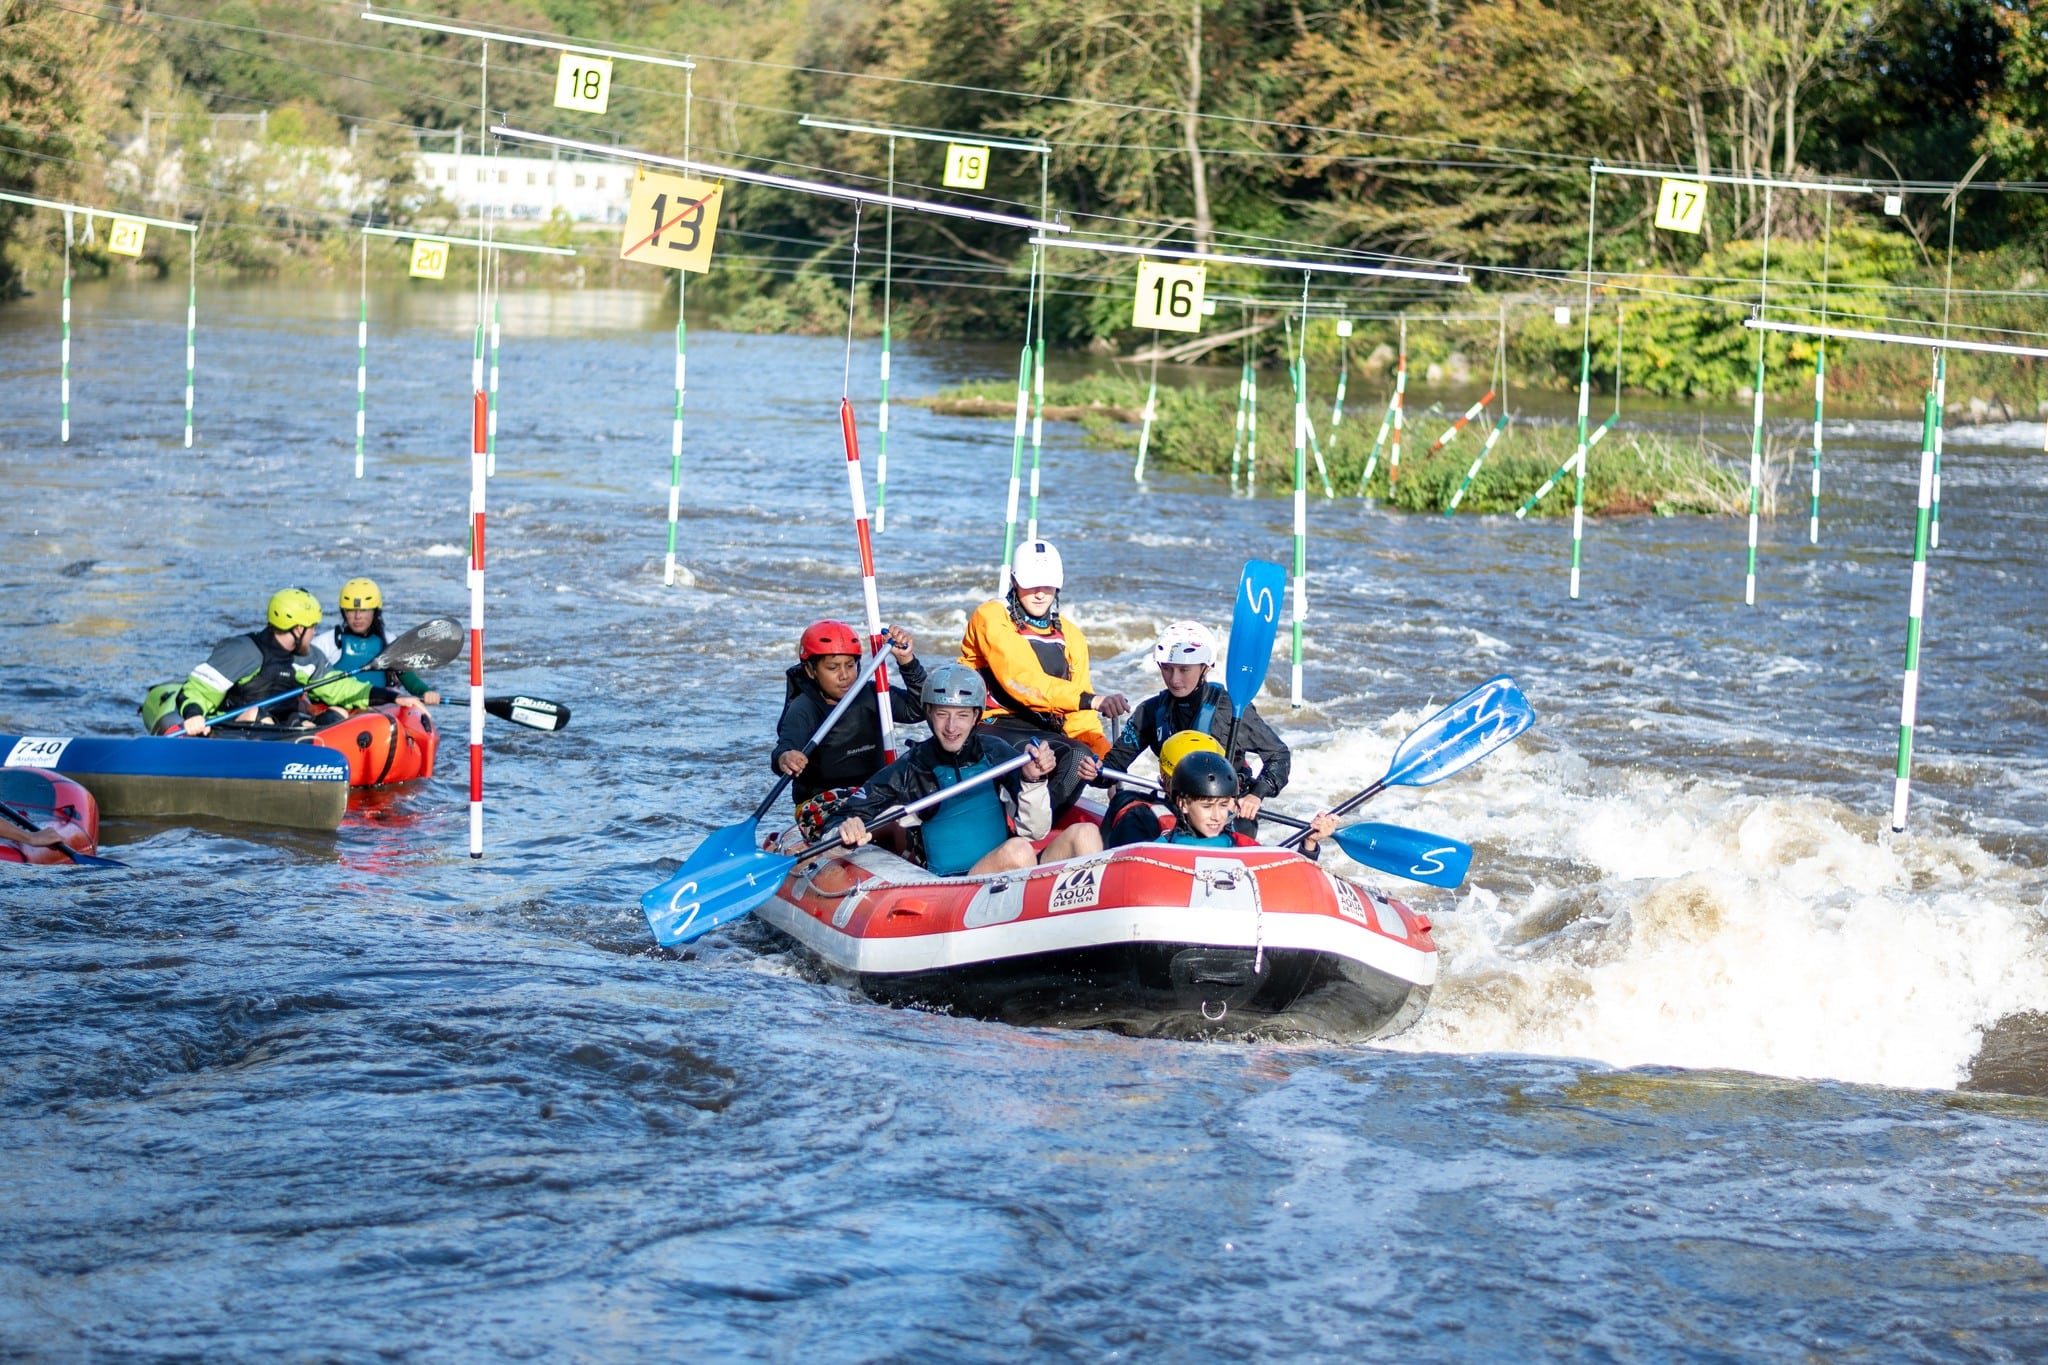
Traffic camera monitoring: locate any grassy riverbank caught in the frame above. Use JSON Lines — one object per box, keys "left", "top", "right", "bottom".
{"left": 924, "top": 377, "right": 1763, "bottom": 517}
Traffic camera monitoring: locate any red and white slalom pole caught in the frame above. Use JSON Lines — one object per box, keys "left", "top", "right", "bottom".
{"left": 468, "top": 354, "right": 487, "bottom": 858}
{"left": 1421, "top": 389, "right": 1496, "bottom": 460}
{"left": 839, "top": 397, "right": 896, "bottom": 762}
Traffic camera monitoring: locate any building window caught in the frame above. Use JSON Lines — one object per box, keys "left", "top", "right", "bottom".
{"left": 547, "top": 173, "right": 555, "bottom": 186}
{"left": 595, "top": 177, "right": 607, "bottom": 191}
{"left": 527, "top": 171, "right": 536, "bottom": 185}
{"left": 497, "top": 170, "right": 507, "bottom": 184}
{"left": 574, "top": 174, "right": 586, "bottom": 187}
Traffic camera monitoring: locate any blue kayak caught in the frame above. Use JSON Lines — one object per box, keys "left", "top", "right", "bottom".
{"left": 1, "top": 733, "right": 350, "bottom": 830}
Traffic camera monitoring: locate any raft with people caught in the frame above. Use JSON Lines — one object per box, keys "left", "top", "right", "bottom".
{"left": 0, "top": 766, "right": 101, "bottom": 865}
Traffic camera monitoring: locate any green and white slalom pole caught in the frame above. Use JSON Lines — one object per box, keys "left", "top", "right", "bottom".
{"left": 60, "top": 210, "right": 71, "bottom": 443}
{"left": 1743, "top": 328, "right": 1767, "bottom": 606}
{"left": 1133, "top": 348, "right": 1160, "bottom": 482}
{"left": 999, "top": 342, "right": 1029, "bottom": 591}
{"left": 1566, "top": 344, "right": 1592, "bottom": 596}
{"left": 183, "top": 230, "right": 197, "bottom": 449}
{"left": 1446, "top": 413, "right": 1509, "bottom": 515}
{"left": 1518, "top": 412, "right": 1613, "bottom": 518}
{"left": 1229, "top": 347, "right": 1249, "bottom": 493}
{"left": 354, "top": 229, "right": 368, "bottom": 477}
{"left": 1290, "top": 275, "right": 1311, "bottom": 706}
{"left": 1808, "top": 341, "right": 1825, "bottom": 543}
{"left": 1236, "top": 351, "right": 1253, "bottom": 497}
{"left": 1357, "top": 388, "right": 1396, "bottom": 493}
{"left": 1387, "top": 321, "right": 1408, "bottom": 496}
{"left": 1024, "top": 154, "right": 1051, "bottom": 535}
{"left": 1891, "top": 359, "right": 1941, "bottom": 833}
{"left": 664, "top": 271, "right": 688, "bottom": 586}
{"left": 1330, "top": 319, "right": 1351, "bottom": 431}
{"left": 1929, "top": 351, "right": 1947, "bottom": 550}
{"left": 874, "top": 140, "right": 894, "bottom": 534}
{"left": 1286, "top": 314, "right": 1334, "bottom": 497}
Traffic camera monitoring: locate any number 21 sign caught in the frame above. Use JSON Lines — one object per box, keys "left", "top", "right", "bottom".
{"left": 1132, "top": 260, "right": 1205, "bottom": 333}
{"left": 620, "top": 171, "right": 723, "bottom": 273}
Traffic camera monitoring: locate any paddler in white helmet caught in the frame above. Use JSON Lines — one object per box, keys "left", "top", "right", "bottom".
{"left": 830, "top": 664, "right": 1103, "bottom": 875}
{"left": 957, "top": 538, "right": 1129, "bottom": 815}
{"left": 1101, "top": 618, "right": 1292, "bottom": 824}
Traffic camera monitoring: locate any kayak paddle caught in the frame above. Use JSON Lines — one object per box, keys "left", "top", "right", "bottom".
{"left": 484, "top": 695, "right": 572, "bottom": 731}
{"left": 643, "top": 750, "right": 1034, "bottom": 948}
{"left": 1282, "top": 673, "right": 1535, "bottom": 849}
{"left": 189, "top": 617, "right": 466, "bottom": 727}
{"left": 1097, "top": 766, "right": 1467, "bottom": 884}
{"left": 0, "top": 796, "right": 124, "bottom": 868}
{"left": 642, "top": 642, "right": 897, "bottom": 941}
{"left": 1330, "top": 822, "right": 1473, "bottom": 888}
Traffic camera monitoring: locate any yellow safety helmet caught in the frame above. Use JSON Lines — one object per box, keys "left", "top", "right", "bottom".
{"left": 1158, "top": 729, "right": 1225, "bottom": 783}
{"left": 267, "top": 587, "right": 323, "bottom": 631}
{"left": 338, "top": 577, "right": 383, "bottom": 612}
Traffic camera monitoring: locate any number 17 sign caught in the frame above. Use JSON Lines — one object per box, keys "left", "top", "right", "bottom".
{"left": 620, "top": 170, "right": 724, "bottom": 273}
{"left": 1132, "top": 259, "right": 1206, "bottom": 333}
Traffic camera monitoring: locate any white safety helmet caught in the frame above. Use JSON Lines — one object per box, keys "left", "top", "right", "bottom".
{"left": 1152, "top": 620, "right": 1220, "bottom": 668}
{"left": 1010, "top": 540, "right": 1064, "bottom": 591}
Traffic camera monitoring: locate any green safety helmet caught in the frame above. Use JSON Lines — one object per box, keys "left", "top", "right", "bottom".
{"left": 267, "top": 587, "right": 323, "bottom": 631}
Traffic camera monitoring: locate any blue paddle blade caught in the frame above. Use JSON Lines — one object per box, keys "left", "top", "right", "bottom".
{"left": 641, "top": 843, "right": 797, "bottom": 947}
{"left": 1226, "top": 559, "right": 1288, "bottom": 713}
{"left": 1333, "top": 822, "right": 1474, "bottom": 888}
{"left": 1382, "top": 674, "right": 1534, "bottom": 789}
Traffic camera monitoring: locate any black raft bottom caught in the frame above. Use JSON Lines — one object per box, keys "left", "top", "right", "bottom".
{"left": 835, "top": 940, "right": 1430, "bottom": 1044}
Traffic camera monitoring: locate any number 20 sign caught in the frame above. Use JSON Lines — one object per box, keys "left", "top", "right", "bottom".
{"left": 620, "top": 171, "right": 723, "bottom": 274}
{"left": 1132, "top": 260, "right": 1206, "bottom": 333}
{"left": 1654, "top": 177, "right": 1708, "bottom": 234}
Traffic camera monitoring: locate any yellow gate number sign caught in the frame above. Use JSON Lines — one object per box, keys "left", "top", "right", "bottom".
{"left": 1132, "top": 260, "right": 1206, "bottom": 333}
{"left": 554, "top": 53, "right": 612, "bottom": 114}
{"left": 1654, "top": 178, "right": 1708, "bottom": 234}
{"left": 942, "top": 144, "right": 989, "bottom": 190}
{"left": 620, "top": 171, "right": 723, "bottom": 274}
{"left": 409, "top": 239, "right": 449, "bottom": 280}
{"left": 106, "top": 217, "right": 147, "bottom": 258}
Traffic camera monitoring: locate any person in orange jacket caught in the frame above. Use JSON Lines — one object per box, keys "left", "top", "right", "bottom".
{"left": 958, "top": 538, "right": 1129, "bottom": 813}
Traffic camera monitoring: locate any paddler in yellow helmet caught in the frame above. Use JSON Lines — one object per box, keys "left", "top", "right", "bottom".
{"left": 958, "top": 538, "right": 1129, "bottom": 815}
{"left": 306, "top": 577, "right": 439, "bottom": 713}
{"left": 142, "top": 588, "right": 326, "bottom": 736}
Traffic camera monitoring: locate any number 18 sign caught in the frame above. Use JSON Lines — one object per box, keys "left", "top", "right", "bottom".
{"left": 1132, "top": 260, "right": 1206, "bottom": 333}
{"left": 620, "top": 171, "right": 723, "bottom": 273}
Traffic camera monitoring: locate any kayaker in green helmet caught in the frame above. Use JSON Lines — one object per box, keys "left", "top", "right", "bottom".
{"left": 143, "top": 588, "right": 326, "bottom": 736}
{"left": 829, "top": 664, "right": 1103, "bottom": 875}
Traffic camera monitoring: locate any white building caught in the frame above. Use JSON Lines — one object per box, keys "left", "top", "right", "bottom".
{"left": 414, "top": 150, "right": 630, "bottom": 225}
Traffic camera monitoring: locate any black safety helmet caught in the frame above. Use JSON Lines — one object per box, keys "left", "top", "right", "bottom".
{"left": 1170, "top": 750, "right": 1238, "bottom": 800}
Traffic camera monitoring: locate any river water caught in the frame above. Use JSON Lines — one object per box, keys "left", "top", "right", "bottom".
{"left": 4, "top": 279, "right": 2047, "bottom": 1358}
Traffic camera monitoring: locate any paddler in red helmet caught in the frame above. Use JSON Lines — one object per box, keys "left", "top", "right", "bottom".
{"left": 957, "top": 538, "right": 1129, "bottom": 814}
{"left": 771, "top": 619, "right": 925, "bottom": 810}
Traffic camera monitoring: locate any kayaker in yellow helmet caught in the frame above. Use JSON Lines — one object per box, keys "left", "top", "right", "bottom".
{"left": 306, "top": 577, "right": 439, "bottom": 713}
{"left": 142, "top": 588, "right": 326, "bottom": 736}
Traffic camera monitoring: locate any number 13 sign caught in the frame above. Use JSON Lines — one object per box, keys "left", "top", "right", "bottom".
{"left": 1132, "top": 260, "right": 1206, "bottom": 333}
{"left": 620, "top": 171, "right": 724, "bottom": 273}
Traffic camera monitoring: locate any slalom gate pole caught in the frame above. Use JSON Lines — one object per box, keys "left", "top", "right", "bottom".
{"left": 1890, "top": 358, "right": 1940, "bottom": 832}
{"left": 1447, "top": 415, "right": 1509, "bottom": 515}
{"left": 837, "top": 206, "right": 896, "bottom": 761}
{"left": 355, "top": 229, "right": 368, "bottom": 477}
{"left": 875, "top": 137, "right": 894, "bottom": 534}
{"left": 664, "top": 270, "right": 688, "bottom": 585}
{"left": 183, "top": 231, "right": 197, "bottom": 449}
{"left": 1387, "top": 319, "right": 1407, "bottom": 495}
{"left": 1000, "top": 343, "right": 1029, "bottom": 591}
{"left": 1290, "top": 275, "right": 1310, "bottom": 704}
{"left": 60, "top": 211, "right": 71, "bottom": 443}
{"left": 1134, "top": 347, "right": 1159, "bottom": 482}
{"left": 1229, "top": 341, "right": 1248, "bottom": 492}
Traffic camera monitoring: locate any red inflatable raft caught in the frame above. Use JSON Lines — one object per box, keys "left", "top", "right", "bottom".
{"left": 304, "top": 702, "right": 437, "bottom": 787}
{"left": 756, "top": 835, "right": 1437, "bottom": 1043}
{"left": 0, "top": 767, "right": 101, "bottom": 864}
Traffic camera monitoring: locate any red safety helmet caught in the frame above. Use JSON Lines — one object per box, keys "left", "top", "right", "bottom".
{"left": 799, "top": 619, "right": 863, "bottom": 661}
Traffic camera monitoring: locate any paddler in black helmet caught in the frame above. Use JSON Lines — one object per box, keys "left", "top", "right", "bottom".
{"left": 1161, "top": 751, "right": 1336, "bottom": 857}
{"left": 957, "top": 538, "right": 1129, "bottom": 814}
{"left": 830, "top": 664, "right": 1103, "bottom": 875}
{"left": 142, "top": 588, "right": 326, "bottom": 736}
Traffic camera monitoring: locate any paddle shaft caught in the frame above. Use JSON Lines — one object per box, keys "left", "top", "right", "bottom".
{"left": 1098, "top": 766, "right": 1314, "bottom": 832}
{"left": 197, "top": 618, "right": 463, "bottom": 723}
{"left": 0, "top": 795, "right": 117, "bottom": 867}
{"left": 752, "top": 640, "right": 896, "bottom": 823}
{"left": 795, "top": 751, "right": 1035, "bottom": 863}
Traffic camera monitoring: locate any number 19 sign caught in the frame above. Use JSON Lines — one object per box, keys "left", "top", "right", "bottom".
{"left": 620, "top": 171, "right": 723, "bottom": 274}
{"left": 1132, "top": 260, "right": 1206, "bottom": 333}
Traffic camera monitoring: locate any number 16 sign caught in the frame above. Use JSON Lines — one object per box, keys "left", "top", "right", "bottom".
{"left": 620, "top": 171, "right": 724, "bottom": 273}
{"left": 1132, "top": 260, "right": 1206, "bottom": 333}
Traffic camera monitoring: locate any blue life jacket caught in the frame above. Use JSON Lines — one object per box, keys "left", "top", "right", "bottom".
{"left": 332, "top": 629, "right": 383, "bottom": 675}
{"left": 1165, "top": 826, "right": 1236, "bottom": 849}
{"left": 921, "top": 755, "right": 1010, "bottom": 875}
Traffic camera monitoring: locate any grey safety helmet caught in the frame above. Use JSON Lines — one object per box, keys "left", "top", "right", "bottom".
{"left": 921, "top": 662, "right": 987, "bottom": 711}
{"left": 1170, "top": 750, "right": 1239, "bottom": 801}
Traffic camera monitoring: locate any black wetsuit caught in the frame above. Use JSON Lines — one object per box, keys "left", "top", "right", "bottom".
{"left": 770, "top": 656, "right": 928, "bottom": 808}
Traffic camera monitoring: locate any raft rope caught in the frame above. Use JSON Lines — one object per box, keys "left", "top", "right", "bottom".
{"left": 1744, "top": 187, "right": 1774, "bottom": 607}
{"left": 837, "top": 204, "right": 897, "bottom": 763}
{"left": 1892, "top": 351, "right": 1941, "bottom": 832}
{"left": 1809, "top": 195, "right": 1831, "bottom": 543}
{"left": 663, "top": 69, "right": 694, "bottom": 586}
{"left": 874, "top": 138, "right": 894, "bottom": 534}
{"left": 355, "top": 227, "right": 368, "bottom": 477}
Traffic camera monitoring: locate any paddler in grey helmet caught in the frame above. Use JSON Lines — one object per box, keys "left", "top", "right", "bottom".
{"left": 829, "top": 664, "right": 1104, "bottom": 875}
